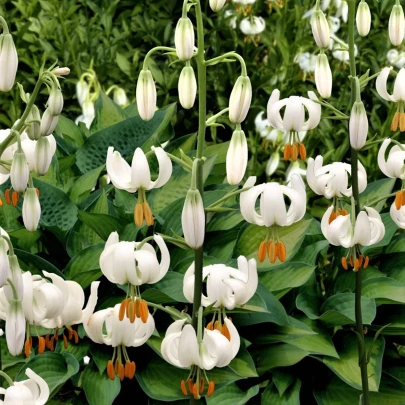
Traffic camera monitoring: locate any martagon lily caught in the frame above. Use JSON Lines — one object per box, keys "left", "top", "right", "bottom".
{"left": 240, "top": 174, "right": 306, "bottom": 263}
{"left": 106, "top": 146, "right": 172, "bottom": 226}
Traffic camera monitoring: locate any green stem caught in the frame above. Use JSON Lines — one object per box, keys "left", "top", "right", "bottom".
{"left": 0, "top": 16, "right": 9, "bottom": 34}
{"left": 206, "top": 107, "right": 229, "bottom": 125}
{"left": 0, "top": 370, "right": 13, "bottom": 387}
{"left": 147, "top": 302, "right": 191, "bottom": 322}
{"left": 205, "top": 52, "right": 247, "bottom": 76}
{"left": 165, "top": 152, "right": 192, "bottom": 171}
{"left": 348, "top": 0, "right": 370, "bottom": 403}
{"left": 362, "top": 192, "right": 397, "bottom": 208}
{"left": 207, "top": 186, "right": 251, "bottom": 208}
{"left": 143, "top": 46, "right": 177, "bottom": 69}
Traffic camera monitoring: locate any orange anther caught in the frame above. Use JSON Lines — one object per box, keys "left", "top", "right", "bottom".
{"left": 25, "top": 339, "right": 31, "bottom": 358}
{"left": 328, "top": 211, "right": 337, "bottom": 224}
{"left": 341, "top": 257, "right": 348, "bottom": 270}
{"left": 127, "top": 299, "right": 136, "bottom": 323}
{"left": 299, "top": 143, "right": 307, "bottom": 160}
{"left": 222, "top": 323, "right": 231, "bottom": 341}
{"left": 400, "top": 112, "right": 405, "bottom": 132}
{"left": 45, "top": 334, "right": 50, "bottom": 349}
{"left": 336, "top": 208, "right": 341, "bottom": 216}
{"left": 395, "top": 191, "right": 403, "bottom": 210}
{"left": 107, "top": 360, "right": 115, "bottom": 380}
{"left": 54, "top": 327, "right": 59, "bottom": 341}
{"left": 63, "top": 334, "right": 68, "bottom": 349}
{"left": 135, "top": 297, "right": 141, "bottom": 318}
{"left": 402, "top": 190, "right": 405, "bottom": 206}
{"left": 277, "top": 241, "right": 286, "bottom": 262}
{"left": 354, "top": 258, "right": 360, "bottom": 271}
{"left": 200, "top": 377, "right": 205, "bottom": 394}
{"left": 291, "top": 143, "right": 298, "bottom": 161}
{"left": 72, "top": 329, "right": 79, "bottom": 344}
{"left": 143, "top": 202, "right": 154, "bottom": 226}
{"left": 206, "top": 321, "right": 214, "bottom": 330}
{"left": 12, "top": 191, "right": 19, "bottom": 207}
{"left": 391, "top": 112, "right": 400, "bottom": 131}
{"left": 118, "top": 363, "right": 125, "bottom": 381}
{"left": 188, "top": 378, "right": 193, "bottom": 393}
{"left": 38, "top": 336, "right": 45, "bottom": 354}
{"left": 363, "top": 256, "right": 369, "bottom": 268}
{"left": 207, "top": 381, "right": 215, "bottom": 397}
{"left": 4, "top": 189, "right": 10, "bottom": 205}
{"left": 67, "top": 328, "right": 72, "bottom": 340}
{"left": 181, "top": 380, "right": 188, "bottom": 396}
{"left": 49, "top": 337, "right": 55, "bottom": 351}
{"left": 35, "top": 188, "right": 40, "bottom": 198}
{"left": 192, "top": 383, "right": 198, "bottom": 399}
{"left": 124, "top": 360, "right": 130, "bottom": 378}
{"left": 0, "top": 198, "right": 2, "bottom": 207}
{"left": 119, "top": 299, "right": 128, "bottom": 321}
{"left": 342, "top": 209, "right": 349, "bottom": 216}
{"left": 268, "top": 240, "right": 277, "bottom": 263}
{"left": 129, "top": 361, "right": 136, "bottom": 379}
{"left": 283, "top": 144, "right": 292, "bottom": 160}
{"left": 349, "top": 255, "right": 354, "bottom": 267}
{"left": 134, "top": 202, "right": 144, "bottom": 227}
{"left": 358, "top": 255, "right": 364, "bottom": 267}
{"left": 214, "top": 320, "right": 221, "bottom": 332}
{"left": 114, "top": 359, "right": 120, "bottom": 374}
{"left": 140, "top": 299, "right": 149, "bottom": 323}
{"left": 258, "top": 240, "right": 267, "bottom": 262}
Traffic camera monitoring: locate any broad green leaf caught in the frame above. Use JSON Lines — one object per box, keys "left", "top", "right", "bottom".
{"left": 272, "top": 369, "right": 296, "bottom": 396}
{"left": 76, "top": 104, "right": 176, "bottom": 173}
{"left": 69, "top": 166, "right": 104, "bottom": 204}
{"left": 291, "top": 239, "right": 329, "bottom": 265}
{"left": 362, "top": 277, "right": 405, "bottom": 304}
{"left": 0, "top": 336, "right": 26, "bottom": 370}
{"left": 234, "top": 220, "right": 311, "bottom": 269}
{"left": 360, "top": 178, "right": 395, "bottom": 212}
{"left": 228, "top": 347, "right": 258, "bottom": 378}
{"left": 142, "top": 272, "right": 187, "bottom": 304}
{"left": 16, "top": 352, "right": 79, "bottom": 396}
{"left": 206, "top": 383, "right": 259, "bottom": 405}
{"left": 323, "top": 336, "right": 384, "bottom": 392}
{"left": 55, "top": 339, "right": 89, "bottom": 362}
{"left": 206, "top": 210, "right": 244, "bottom": 232}
{"left": 15, "top": 249, "right": 65, "bottom": 279}
{"left": 55, "top": 115, "right": 84, "bottom": 149}
{"left": 77, "top": 211, "right": 124, "bottom": 241}
{"left": 9, "top": 228, "right": 42, "bottom": 251}
{"left": 262, "top": 380, "right": 301, "bottom": 405}
{"left": 164, "top": 133, "right": 196, "bottom": 157}
{"left": 296, "top": 293, "right": 322, "bottom": 320}
{"left": 82, "top": 363, "right": 120, "bottom": 405}
{"left": 89, "top": 343, "right": 113, "bottom": 374}
{"left": 385, "top": 233, "right": 405, "bottom": 254}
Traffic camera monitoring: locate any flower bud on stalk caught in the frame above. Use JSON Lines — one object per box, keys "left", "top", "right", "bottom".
{"left": 209, "top": 0, "right": 226, "bottom": 12}
{"left": 22, "top": 187, "right": 40, "bottom": 232}
{"left": 52, "top": 67, "right": 70, "bottom": 76}
{"left": 356, "top": 1, "right": 371, "bottom": 37}
{"left": 389, "top": 4, "right": 405, "bottom": 46}
{"left": 0, "top": 31, "right": 18, "bottom": 92}
{"left": 113, "top": 87, "right": 128, "bottom": 107}
{"left": 0, "top": 237, "right": 10, "bottom": 287}
{"left": 178, "top": 66, "right": 197, "bottom": 109}
{"left": 47, "top": 88, "right": 64, "bottom": 116}
{"left": 136, "top": 69, "right": 156, "bottom": 121}
{"left": 311, "top": 9, "right": 330, "bottom": 48}
{"left": 266, "top": 153, "right": 280, "bottom": 176}
{"left": 26, "top": 105, "right": 41, "bottom": 140}
{"left": 315, "top": 53, "right": 332, "bottom": 98}
{"left": 349, "top": 101, "right": 368, "bottom": 150}
{"left": 226, "top": 129, "right": 248, "bottom": 185}
{"left": 229, "top": 76, "right": 252, "bottom": 124}
{"left": 40, "top": 108, "right": 59, "bottom": 136}
{"left": 6, "top": 297, "right": 25, "bottom": 356}
{"left": 10, "top": 151, "right": 29, "bottom": 193}
{"left": 175, "top": 17, "right": 195, "bottom": 61}
{"left": 182, "top": 189, "right": 205, "bottom": 249}
{"left": 34, "top": 136, "right": 52, "bottom": 175}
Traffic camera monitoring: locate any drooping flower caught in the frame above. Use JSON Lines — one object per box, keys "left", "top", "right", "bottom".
{"left": 356, "top": 0, "right": 371, "bottom": 37}
{"left": 349, "top": 100, "right": 368, "bottom": 150}
{"left": 229, "top": 75, "right": 252, "bottom": 124}
{"left": 390, "top": 201, "right": 405, "bottom": 228}
{"left": 182, "top": 188, "right": 205, "bottom": 249}
{"left": 83, "top": 282, "right": 155, "bottom": 381}
{"left": 175, "top": 17, "right": 195, "bottom": 61}
{"left": 315, "top": 53, "right": 332, "bottom": 99}
{"left": 10, "top": 150, "right": 29, "bottom": 193}
{"left": 387, "top": 49, "right": 405, "bottom": 69}
{"left": 106, "top": 146, "right": 172, "bottom": 226}
{"left": 267, "top": 90, "right": 321, "bottom": 161}
{"left": 311, "top": 8, "right": 330, "bottom": 48}
{"left": 389, "top": 2, "right": 405, "bottom": 46}
{"left": 40, "top": 108, "right": 59, "bottom": 137}
{"left": 178, "top": 66, "right": 197, "bottom": 109}
{"left": 321, "top": 206, "right": 385, "bottom": 270}
{"left": 0, "top": 27, "right": 18, "bottom": 92}
{"left": 226, "top": 128, "right": 248, "bottom": 185}
{"left": 22, "top": 188, "right": 40, "bottom": 232}
{"left": 210, "top": 0, "right": 227, "bottom": 12}
{"left": 240, "top": 174, "right": 306, "bottom": 262}
{"left": 376, "top": 67, "right": 405, "bottom": 132}
{"left": 239, "top": 16, "right": 266, "bottom": 36}
{"left": 136, "top": 69, "right": 157, "bottom": 121}
{"left": 113, "top": 87, "right": 128, "bottom": 107}
{"left": 183, "top": 256, "right": 257, "bottom": 310}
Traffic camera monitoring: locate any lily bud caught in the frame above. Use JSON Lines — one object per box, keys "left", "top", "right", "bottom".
{"left": 6, "top": 297, "right": 25, "bottom": 356}
{"left": 210, "top": 0, "right": 226, "bottom": 11}
{"left": 175, "top": 17, "right": 195, "bottom": 61}
{"left": 22, "top": 187, "right": 41, "bottom": 232}
{"left": 266, "top": 153, "right": 280, "bottom": 176}
{"left": 113, "top": 87, "right": 128, "bottom": 107}
{"left": 226, "top": 129, "right": 248, "bottom": 185}
{"left": 0, "top": 237, "right": 10, "bottom": 287}
{"left": 40, "top": 108, "right": 59, "bottom": 136}
{"left": 52, "top": 66, "right": 70, "bottom": 76}
{"left": 47, "top": 88, "right": 64, "bottom": 116}
{"left": 34, "top": 137, "right": 52, "bottom": 175}
{"left": 389, "top": 4, "right": 405, "bottom": 46}
{"left": 182, "top": 189, "right": 205, "bottom": 249}
{"left": 356, "top": 1, "right": 371, "bottom": 37}
{"left": 26, "top": 105, "right": 41, "bottom": 141}
{"left": 229, "top": 76, "right": 252, "bottom": 124}
{"left": 0, "top": 32, "right": 18, "bottom": 92}
{"left": 10, "top": 151, "right": 29, "bottom": 193}
{"left": 178, "top": 66, "right": 197, "bottom": 109}
{"left": 136, "top": 69, "right": 156, "bottom": 121}
{"left": 76, "top": 80, "right": 89, "bottom": 107}
{"left": 311, "top": 9, "right": 330, "bottom": 48}
{"left": 315, "top": 53, "right": 332, "bottom": 98}
{"left": 349, "top": 101, "right": 368, "bottom": 150}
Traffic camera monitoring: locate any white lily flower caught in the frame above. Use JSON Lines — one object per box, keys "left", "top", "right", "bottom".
{"left": 356, "top": 1, "right": 371, "bottom": 37}
{"left": 182, "top": 189, "right": 205, "bottom": 249}
{"left": 100, "top": 232, "right": 170, "bottom": 286}
{"left": 136, "top": 69, "right": 157, "bottom": 121}
{"left": 175, "top": 17, "right": 195, "bottom": 61}
{"left": 307, "top": 155, "right": 367, "bottom": 199}
{"left": 210, "top": 0, "right": 226, "bottom": 11}
{"left": 390, "top": 202, "right": 405, "bottom": 228}
{"left": 0, "top": 31, "right": 18, "bottom": 92}
{"left": 1, "top": 368, "right": 49, "bottom": 405}
{"left": 226, "top": 129, "right": 248, "bottom": 185}
{"left": 315, "top": 53, "right": 332, "bottom": 99}
{"left": 229, "top": 75, "right": 252, "bottom": 124}
{"left": 321, "top": 206, "right": 385, "bottom": 249}
{"left": 40, "top": 108, "right": 59, "bottom": 137}
{"left": 10, "top": 150, "right": 29, "bottom": 193}
{"left": 178, "top": 66, "right": 197, "bottom": 109}
{"left": 239, "top": 17, "right": 266, "bottom": 36}
{"left": 328, "top": 16, "right": 341, "bottom": 34}
{"left": 183, "top": 256, "right": 257, "bottom": 310}
{"left": 294, "top": 52, "right": 316, "bottom": 74}
{"left": 389, "top": 3, "right": 405, "bottom": 46}
{"left": 22, "top": 188, "right": 41, "bottom": 232}
{"left": 161, "top": 318, "right": 240, "bottom": 370}
{"left": 387, "top": 49, "right": 405, "bottom": 69}
{"left": 349, "top": 101, "right": 368, "bottom": 150}
{"left": 76, "top": 99, "right": 95, "bottom": 129}
{"left": 240, "top": 175, "right": 306, "bottom": 262}
{"left": 378, "top": 138, "right": 405, "bottom": 179}
{"left": 376, "top": 67, "right": 405, "bottom": 132}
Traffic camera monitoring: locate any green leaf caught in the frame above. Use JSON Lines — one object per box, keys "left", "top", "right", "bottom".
{"left": 15, "top": 249, "right": 65, "bottom": 279}
{"left": 272, "top": 369, "right": 296, "bottom": 396}
{"left": 82, "top": 363, "right": 120, "bottom": 405}
{"left": 362, "top": 277, "right": 405, "bottom": 305}
{"left": 262, "top": 380, "right": 301, "bottom": 405}
{"left": 34, "top": 178, "right": 78, "bottom": 231}
{"left": 69, "top": 165, "right": 104, "bottom": 204}
{"left": 116, "top": 52, "right": 132, "bottom": 77}
{"left": 142, "top": 272, "right": 187, "bottom": 304}
{"left": 15, "top": 352, "right": 79, "bottom": 396}
{"left": 228, "top": 347, "right": 258, "bottom": 378}
{"left": 323, "top": 336, "right": 384, "bottom": 392}
{"left": 77, "top": 211, "right": 124, "bottom": 241}
{"left": 234, "top": 220, "right": 311, "bottom": 269}
{"left": 360, "top": 178, "right": 395, "bottom": 212}
{"left": 0, "top": 336, "right": 26, "bottom": 370}
{"left": 76, "top": 103, "right": 176, "bottom": 173}
{"left": 55, "top": 115, "right": 84, "bottom": 149}
{"left": 55, "top": 339, "right": 89, "bottom": 362}
{"left": 206, "top": 383, "right": 259, "bottom": 405}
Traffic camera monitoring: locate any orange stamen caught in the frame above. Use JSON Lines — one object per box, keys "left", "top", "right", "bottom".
{"left": 200, "top": 377, "right": 204, "bottom": 394}
{"left": 206, "top": 321, "right": 214, "bottom": 330}
{"left": 127, "top": 299, "right": 136, "bottom": 323}
{"left": 38, "top": 336, "right": 45, "bottom": 354}
{"left": 222, "top": 323, "right": 231, "bottom": 341}
{"left": 181, "top": 380, "right": 188, "bottom": 396}
{"left": 328, "top": 210, "right": 337, "bottom": 224}
{"left": 140, "top": 299, "right": 149, "bottom": 323}
{"left": 188, "top": 378, "right": 193, "bottom": 393}
{"left": 363, "top": 256, "right": 369, "bottom": 268}
{"left": 118, "top": 363, "right": 125, "bottom": 381}
{"left": 119, "top": 299, "right": 128, "bottom": 321}
{"left": 129, "top": 361, "right": 136, "bottom": 379}
{"left": 4, "top": 189, "right": 10, "bottom": 205}
{"left": 291, "top": 143, "right": 298, "bottom": 161}
{"left": 349, "top": 255, "right": 354, "bottom": 267}
{"left": 258, "top": 240, "right": 267, "bottom": 263}
{"left": 277, "top": 241, "right": 286, "bottom": 262}
{"left": 0, "top": 198, "right": 2, "bottom": 207}
{"left": 72, "top": 329, "right": 79, "bottom": 344}
{"left": 395, "top": 191, "right": 403, "bottom": 210}
{"left": 400, "top": 112, "right": 405, "bottom": 132}
{"left": 341, "top": 257, "right": 348, "bottom": 270}
{"left": 49, "top": 337, "right": 55, "bottom": 351}
{"left": 192, "top": 383, "right": 198, "bottom": 399}
{"left": 124, "top": 360, "right": 130, "bottom": 378}
{"left": 143, "top": 202, "right": 154, "bottom": 226}
{"left": 283, "top": 144, "right": 292, "bottom": 160}
{"left": 63, "top": 334, "right": 68, "bottom": 349}
{"left": 207, "top": 381, "right": 215, "bottom": 397}
{"left": 11, "top": 191, "right": 19, "bottom": 207}
{"left": 35, "top": 188, "right": 40, "bottom": 198}
{"left": 45, "top": 334, "right": 50, "bottom": 349}
{"left": 299, "top": 143, "right": 307, "bottom": 160}
{"left": 114, "top": 359, "right": 119, "bottom": 375}
{"left": 391, "top": 112, "right": 400, "bottom": 131}
{"left": 358, "top": 255, "right": 364, "bottom": 267}
{"left": 107, "top": 360, "right": 115, "bottom": 380}
{"left": 402, "top": 190, "right": 405, "bottom": 206}
{"left": 134, "top": 202, "right": 144, "bottom": 227}
{"left": 25, "top": 339, "right": 31, "bottom": 358}
{"left": 135, "top": 297, "right": 141, "bottom": 318}
{"left": 354, "top": 258, "right": 360, "bottom": 271}
{"left": 268, "top": 240, "right": 277, "bottom": 263}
